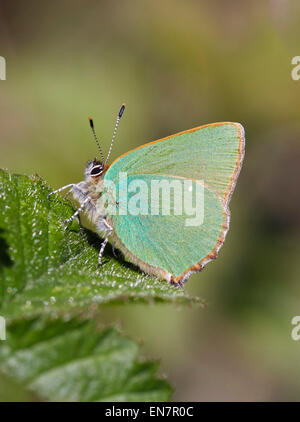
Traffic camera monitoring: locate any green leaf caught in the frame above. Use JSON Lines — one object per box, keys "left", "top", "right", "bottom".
{"left": 0, "top": 169, "right": 201, "bottom": 319}
{"left": 0, "top": 317, "right": 172, "bottom": 401}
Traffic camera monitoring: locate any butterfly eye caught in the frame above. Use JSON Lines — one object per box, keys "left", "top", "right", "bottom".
{"left": 90, "top": 165, "right": 103, "bottom": 177}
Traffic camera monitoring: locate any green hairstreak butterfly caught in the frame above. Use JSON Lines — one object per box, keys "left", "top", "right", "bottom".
{"left": 50, "top": 105, "right": 245, "bottom": 286}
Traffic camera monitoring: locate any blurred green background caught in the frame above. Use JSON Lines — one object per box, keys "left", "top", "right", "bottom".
{"left": 1, "top": 0, "right": 300, "bottom": 401}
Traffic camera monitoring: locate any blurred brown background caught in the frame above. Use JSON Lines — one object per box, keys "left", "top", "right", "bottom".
{"left": 1, "top": 0, "right": 300, "bottom": 401}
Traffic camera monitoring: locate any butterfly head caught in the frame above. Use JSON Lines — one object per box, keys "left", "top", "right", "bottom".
{"left": 84, "top": 158, "right": 105, "bottom": 181}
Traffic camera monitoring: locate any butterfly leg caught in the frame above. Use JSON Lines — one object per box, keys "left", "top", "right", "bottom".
{"left": 111, "top": 243, "right": 118, "bottom": 258}
{"left": 96, "top": 218, "right": 113, "bottom": 267}
{"left": 48, "top": 183, "right": 74, "bottom": 198}
{"left": 64, "top": 196, "right": 90, "bottom": 226}
{"left": 62, "top": 188, "right": 73, "bottom": 200}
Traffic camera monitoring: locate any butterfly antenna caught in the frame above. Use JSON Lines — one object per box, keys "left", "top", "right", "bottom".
{"left": 89, "top": 117, "right": 105, "bottom": 163}
{"left": 105, "top": 104, "right": 126, "bottom": 164}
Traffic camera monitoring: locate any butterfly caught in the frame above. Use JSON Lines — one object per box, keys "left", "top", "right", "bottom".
{"left": 50, "top": 105, "right": 245, "bottom": 286}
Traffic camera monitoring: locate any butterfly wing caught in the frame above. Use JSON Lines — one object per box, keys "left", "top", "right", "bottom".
{"left": 104, "top": 122, "right": 245, "bottom": 283}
